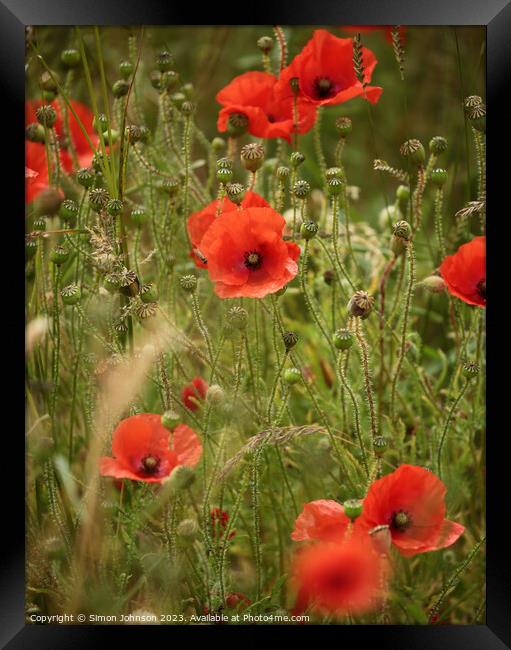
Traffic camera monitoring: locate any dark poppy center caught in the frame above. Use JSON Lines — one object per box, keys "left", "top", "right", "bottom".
{"left": 390, "top": 509, "right": 412, "bottom": 531}
{"left": 267, "top": 114, "right": 276, "bottom": 123}
{"left": 314, "top": 77, "right": 334, "bottom": 99}
{"left": 244, "top": 250, "right": 262, "bottom": 270}
{"left": 477, "top": 279, "right": 486, "bottom": 299}
{"left": 141, "top": 455, "right": 160, "bottom": 475}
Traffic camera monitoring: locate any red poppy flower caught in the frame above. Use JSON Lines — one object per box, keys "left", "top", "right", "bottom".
{"left": 292, "top": 500, "right": 351, "bottom": 543}
{"left": 216, "top": 71, "right": 317, "bottom": 141}
{"left": 199, "top": 206, "right": 300, "bottom": 299}
{"left": 25, "top": 141, "right": 60, "bottom": 204}
{"left": 225, "top": 592, "right": 251, "bottom": 610}
{"left": 99, "top": 413, "right": 202, "bottom": 484}
{"left": 291, "top": 539, "right": 384, "bottom": 617}
{"left": 358, "top": 465, "right": 465, "bottom": 557}
{"left": 210, "top": 507, "right": 236, "bottom": 541}
{"left": 439, "top": 236, "right": 486, "bottom": 307}
{"left": 187, "top": 191, "right": 270, "bottom": 269}
{"left": 181, "top": 376, "right": 208, "bottom": 411}
{"left": 25, "top": 99, "right": 98, "bottom": 169}
{"left": 278, "top": 29, "right": 382, "bottom": 106}
{"left": 341, "top": 25, "right": 406, "bottom": 45}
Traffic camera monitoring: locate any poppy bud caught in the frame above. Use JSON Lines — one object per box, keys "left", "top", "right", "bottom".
{"left": 400, "top": 139, "right": 425, "bottom": 166}
{"left": 228, "top": 306, "right": 248, "bottom": 330}
{"left": 107, "top": 198, "right": 123, "bottom": 217}
{"left": 343, "top": 498, "right": 363, "bottom": 522}
{"left": 179, "top": 274, "right": 197, "bottom": 293}
{"left": 102, "top": 129, "right": 119, "bottom": 146}
{"left": 112, "top": 79, "right": 129, "bottom": 98}
{"left": 284, "top": 367, "right": 301, "bottom": 385}
{"left": 177, "top": 518, "right": 199, "bottom": 540}
{"left": 93, "top": 113, "right": 109, "bottom": 134}
{"left": 156, "top": 50, "right": 174, "bottom": 72}
{"left": 282, "top": 330, "right": 299, "bottom": 351}
{"left": 131, "top": 206, "right": 147, "bottom": 226}
{"left": 61, "top": 48, "right": 80, "bottom": 68}
{"left": 61, "top": 283, "right": 81, "bottom": 306}
{"left": 181, "top": 101, "right": 195, "bottom": 117}
{"left": 373, "top": 436, "right": 387, "bottom": 457}
{"left": 119, "top": 60, "right": 134, "bottom": 78}
{"left": 277, "top": 166, "right": 290, "bottom": 180}
{"left": 257, "top": 36, "right": 274, "bottom": 54}
{"left": 396, "top": 184, "right": 410, "bottom": 202}
{"left": 225, "top": 183, "right": 245, "bottom": 205}
{"left": 160, "top": 177, "right": 180, "bottom": 197}
{"left": 161, "top": 410, "right": 180, "bottom": 430}
{"left": 334, "top": 328, "right": 354, "bottom": 350}
{"left": 89, "top": 188, "right": 110, "bottom": 213}
{"left": 59, "top": 199, "right": 78, "bottom": 223}
{"left": 293, "top": 179, "right": 311, "bottom": 199}
{"left": 429, "top": 136, "right": 448, "bottom": 155}
{"left": 140, "top": 283, "right": 159, "bottom": 303}
{"left": 335, "top": 116, "right": 352, "bottom": 137}
{"left": 50, "top": 245, "right": 70, "bottom": 266}
{"left": 207, "top": 384, "right": 225, "bottom": 405}
{"left": 420, "top": 275, "right": 446, "bottom": 294}
{"left": 212, "top": 137, "right": 226, "bottom": 153}
{"left": 300, "top": 220, "right": 318, "bottom": 240}
{"left": 327, "top": 177, "right": 343, "bottom": 196}
{"left": 227, "top": 112, "right": 249, "bottom": 137}
{"left": 347, "top": 290, "right": 374, "bottom": 319}
{"left": 168, "top": 466, "right": 195, "bottom": 491}
{"left": 290, "top": 151, "right": 305, "bottom": 168}
{"left": 240, "top": 143, "right": 265, "bottom": 172}
{"left": 430, "top": 168, "right": 448, "bottom": 187}
{"left": 462, "top": 362, "right": 480, "bottom": 380}
{"left": 36, "top": 105, "right": 57, "bottom": 128}
{"left": 25, "top": 122, "right": 46, "bottom": 143}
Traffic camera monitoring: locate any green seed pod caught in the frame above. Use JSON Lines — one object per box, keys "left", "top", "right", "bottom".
{"left": 177, "top": 518, "right": 199, "bottom": 540}
{"left": 161, "top": 410, "right": 180, "bottom": 430}
{"left": 228, "top": 306, "right": 248, "bottom": 330}
{"left": 59, "top": 199, "right": 78, "bottom": 223}
{"left": 430, "top": 168, "right": 448, "bottom": 187}
{"left": 131, "top": 206, "right": 147, "bottom": 227}
{"left": 119, "top": 60, "right": 134, "bottom": 78}
{"left": 61, "top": 48, "right": 80, "bottom": 68}
{"left": 180, "top": 101, "right": 195, "bottom": 117}
{"left": 293, "top": 179, "right": 311, "bottom": 199}
{"left": 290, "top": 151, "right": 305, "bottom": 168}
{"left": 334, "top": 328, "right": 354, "bottom": 350}
{"left": 25, "top": 123, "right": 46, "bottom": 143}
{"left": 33, "top": 217, "right": 46, "bottom": 231}
{"left": 300, "top": 220, "right": 318, "bottom": 240}
{"left": 61, "top": 283, "right": 81, "bottom": 306}
{"left": 102, "top": 129, "right": 120, "bottom": 146}
{"left": 160, "top": 177, "right": 180, "bottom": 197}
{"left": 392, "top": 220, "right": 412, "bottom": 241}
{"left": 140, "top": 283, "right": 159, "bottom": 303}
{"left": 171, "top": 92, "right": 186, "bottom": 109}
{"left": 335, "top": 116, "right": 352, "bottom": 137}
{"left": 126, "top": 124, "right": 144, "bottom": 144}
{"left": 89, "top": 188, "right": 110, "bottom": 213}
{"left": 107, "top": 198, "right": 123, "bottom": 217}
{"left": 40, "top": 71, "right": 59, "bottom": 93}
{"left": 26, "top": 238, "right": 38, "bottom": 260}
{"left": 396, "top": 184, "right": 410, "bottom": 202}
{"left": 241, "top": 143, "right": 265, "bottom": 172}
{"left": 112, "top": 79, "right": 129, "bottom": 98}
{"left": 277, "top": 166, "right": 290, "bottom": 180}
{"left": 326, "top": 167, "right": 343, "bottom": 180}
{"left": 182, "top": 82, "right": 195, "bottom": 99}
{"left": 466, "top": 102, "right": 486, "bottom": 133}
{"left": 179, "top": 275, "right": 197, "bottom": 293}
{"left": 227, "top": 112, "right": 249, "bottom": 137}
{"left": 257, "top": 36, "right": 274, "bottom": 54}
{"left": 343, "top": 498, "right": 363, "bottom": 522}
{"left": 327, "top": 177, "right": 343, "bottom": 196}
{"left": 282, "top": 331, "right": 299, "bottom": 351}
{"left": 211, "top": 137, "right": 226, "bottom": 153}
{"left": 168, "top": 465, "right": 195, "bottom": 491}
{"left": 104, "top": 272, "right": 121, "bottom": 293}
{"left": 50, "top": 245, "right": 70, "bottom": 266}
{"left": 284, "top": 368, "right": 301, "bottom": 385}
{"left": 76, "top": 167, "right": 95, "bottom": 189}
{"left": 462, "top": 362, "right": 480, "bottom": 380}
{"left": 217, "top": 157, "right": 233, "bottom": 170}
{"left": 35, "top": 105, "right": 57, "bottom": 128}
{"left": 93, "top": 113, "right": 109, "bottom": 134}
{"left": 429, "top": 136, "right": 448, "bottom": 155}
{"left": 156, "top": 50, "right": 174, "bottom": 72}
{"left": 216, "top": 167, "right": 233, "bottom": 184}
{"left": 464, "top": 95, "right": 483, "bottom": 110}
{"left": 400, "top": 139, "right": 426, "bottom": 166}
{"left": 226, "top": 183, "right": 245, "bottom": 205}
{"left": 347, "top": 290, "right": 374, "bottom": 319}
{"left": 373, "top": 436, "right": 387, "bottom": 457}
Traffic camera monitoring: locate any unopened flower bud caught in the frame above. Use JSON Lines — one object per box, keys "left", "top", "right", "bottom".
{"left": 462, "top": 362, "right": 480, "bottom": 380}
{"left": 161, "top": 410, "right": 180, "bottom": 430}
{"left": 348, "top": 290, "right": 374, "bottom": 319}
{"left": 227, "top": 112, "right": 249, "bottom": 137}
{"left": 300, "top": 220, "right": 318, "bottom": 240}
{"left": 179, "top": 275, "right": 197, "bottom": 293}
{"left": 25, "top": 123, "right": 45, "bottom": 143}
{"left": 293, "top": 179, "right": 311, "bottom": 199}
{"left": 61, "top": 48, "right": 80, "bottom": 68}
{"left": 36, "top": 105, "right": 57, "bottom": 128}
{"left": 59, "top": 199, "right": 78, "bottom": 223}
{"left": 429, "top": 136, "right": 448, "bottom": 155}
{"left": 334, "top": 328, "right": 354, "bottom": 350}
{"left": 284, "top": 367, "right": 301, "bottom": 385}
{"left": 343, "top": 498, "right": 363, "bottom": 522}
{"left": 168, "top": 465, "right": 195, "bottom": 490}
{"left": 396, "top": 185, "right": 410, "bottom": 202}
{"left": 226, "top": 183, "right": 245, "bottom": 205}
{"left": 112, "top": 79, "right": 129, "bottom": 98}
{"left": 420, "top": 275, "right": 446, "bottom": 294}
{"left": 119, "top": 60, "right": 134, "bottom": 78}
{"left": 211, "top": 137, "right": 226, "bottom": 153}
{"left": 282, "top": 330, "right": 298, "bottom": 351}
{"left": 241, "top": 143, "right": 265, "bottom": 172}
{"left": 257, "top": 36, "right": 274, "bottom": 54}
{"left": 228, "top": 306, "right": 248, "bottom": 330}
{"left": 400, "top": 139, "right": 425, "bottom": 165}
{"left": 290, "top": 151, "right": 305, "bottom": 168}
{"left": 61, "top": 283, "right": 81, "bottom": 306}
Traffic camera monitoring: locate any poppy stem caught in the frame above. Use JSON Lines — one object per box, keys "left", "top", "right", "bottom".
{"left": 354, "top": 318, "right": 379, "bottom": 445}
{"left": 434, "top": 187, "right": 447, "bottom": 263}
{"left": 437, "top": 379, "right": 469, "bottom": 479}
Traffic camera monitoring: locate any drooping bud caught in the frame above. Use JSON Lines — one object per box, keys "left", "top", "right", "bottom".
{"left": 179, "top": 275, "right": 197, "bottom": 293}
{"left": 300, "top": 220, "right": 318, "bottom": 240}
{"left": 225, "top": 183, "right": 245, "bottom": 205}
{"left": 284, "top": 368, "right": 301, "bottom": 385}
{"left": 347, "top": 290, "right": 374, "bottom": 319}
{"left": 240, "top": 143, "right": 265, "bottom": 172}
{"left": 335, "top": 116, "right": 352, "bottom": 138}
{"left": 282, "top": 330, "right": 299, "bottom": 351}
{"left": 400, "top": 139, "right": 425, "bottom": 165}
{"left": 334, "top": 328, "right": 354, "bottom": 350}
{"left": 61, "top": 283, "right": 81, "bottom": 306}
{"left": 228, "top": 306, "right": 248, "bottom": 330}
{"left": 343, "top": 498, "right": 363, "bottom": 522}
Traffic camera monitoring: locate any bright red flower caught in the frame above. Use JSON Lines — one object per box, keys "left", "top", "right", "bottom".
{"left": 292, "top": 500, "right": 351, "bottom": 543}
{"left": 187, "top": 191, "right": 270, "bottom": 269}
{"left": 199, "top": 206, "right": 300, "bottom": 299}
{"left": 278, "top": 29, "right": 382, "bottom": 106}
{"left": 358, "top": 465, "right": 465, "bottom": 557}
{"left": 225, "top": 592, "right": 251, "bottom": 610}
{"left": 216, "top": 71, "right": 317, "bottom": 141}
{"left": 99, "top": 413, "right": 202, "bottom": 484}
{"left": 210, "top": 507, "right": 236, "bottom": 541}
{"left": 25, "top": 141, "right": 61, "bottom": 204}
{"left": 439, "top": 236, "right": 486, "bottom": 307}
{"left": 291, "top": 539, "right": 384, "bottom": 617}
{"left": 341, "top": 25, "right": 406, "bottom": 45}
{"left": 181, "top": 376, "right": 208, "bottom": 411}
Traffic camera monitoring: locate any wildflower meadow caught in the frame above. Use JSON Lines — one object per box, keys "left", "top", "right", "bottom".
{"left": 25, "top": 25, "right": 486, "bottom": 625}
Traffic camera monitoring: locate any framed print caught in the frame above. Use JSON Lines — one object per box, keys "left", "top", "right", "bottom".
{"left": 4, "top": 0, "right": 510, "bottom": 646}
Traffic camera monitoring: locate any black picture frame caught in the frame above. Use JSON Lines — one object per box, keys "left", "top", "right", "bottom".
{"left": 7, "top": 1, "right": 509, "bottom": 647}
